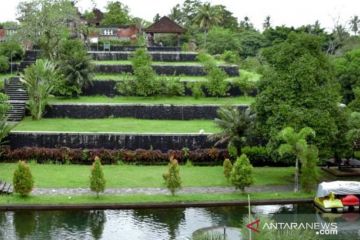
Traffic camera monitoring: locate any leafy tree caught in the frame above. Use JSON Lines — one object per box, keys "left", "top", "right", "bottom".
{"left": 238, "top": 30, "right": 267, "bottom": 58}
{"left": 216, "top": 5, "right": 238, "bottom": 30}
{"left": 211, "top": 106, "right": 252, "bottom": 155}
{"left": 13, "top": 161, "right": 34, "bottom": 197}
{"left": 17, "top": 0, "right": 78, "bottom": 60}
{"left": 350, "top": 15, "right": 360, "bottom": 35}
{"left": 230, "top": 154, "right": 254, "bottom": 192}
{"left": 278, "top": 127, "right": 315, "bottom": 192}
{"left": 0, "top": 41, "right": 24, "bottom": 61}
{"left": 55, "top": 39, "right": 94, "bottom": 97}
{"left": 254, "top": 32, "right": 342, "bottom": 159}
{"left": 301, "top": 145, "right": 319, "bottom": 193}
{"left": 204, "top": 27, "right": 240, "bottom": 55}
{"left": 346, "top": 111, "right": 360, "bottom": 151}
{"left": 21, "top": 59, "right": 61, "bottom": 120}
{"left": 90, "top": 156, "right": 106, "bottom": 198}
{"left": 101, "top": 1, "right": 131, "bottom": 26}
{"left": 335, "top": 48, "right": 360, "bottom": 103}
{"left": 163, "top": 157, "right": 182, "bottom": 196}
{"left": 223, "top": 159, "right": 233, "bottom": 181}
{"left": 169, "top": 4, "right": 183, "bottom": 24}
{"left": 239, "top": 16, "right": 254, "bottom": 31}
{"left": 153, "top": 13, "right": 161, "bottom": 23}
{"left": 349, "top": 87, "right": 360, "bottom": 112}
{"left": 0, "top": 93, "right": 12, "bottom": 143}
{"left": 0, "top": 56, "right": 9, "bottom": 73}
{"left": 263, "top": 16, "right": 271, "bottom": 30}
{"left": 194, "top": 3, "right": 222, "bottom": 47}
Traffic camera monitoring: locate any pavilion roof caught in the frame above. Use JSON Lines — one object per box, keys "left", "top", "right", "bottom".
{"left": 145, "top": 16, "right": 186, "bottom": 34}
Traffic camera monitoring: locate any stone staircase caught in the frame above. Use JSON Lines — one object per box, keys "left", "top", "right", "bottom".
{"left": 18, "top": 50, "right": 39, "bottom": 72}
{"left": 4, "top": 77, "right": 28, "bottom": 122}
{"left": 0, "top": 180, "right": 13, "bottom": 194}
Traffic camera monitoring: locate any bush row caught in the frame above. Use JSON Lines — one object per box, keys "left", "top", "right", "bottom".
{"left": 1, "top": 147, "right": 230, "bottom": 165}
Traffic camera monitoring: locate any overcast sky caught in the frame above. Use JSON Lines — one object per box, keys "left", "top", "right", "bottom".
{"left": 1, "top": 0, "right": 359, "bottom": 31}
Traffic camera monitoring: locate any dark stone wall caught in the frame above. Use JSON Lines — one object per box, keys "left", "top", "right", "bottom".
{"left": 95, "top": 64, "right": 239, "bottom": 76}
{"left": 89, "top": 46, "right": 181, "bottom": 52}
{"left": 90, "top": 51, "right": 198, "bottom": 62}
{"left": 82, "top": 80, "right": 257, "bottom": 97}
{"left": 44, "top": 104, "right": 249, "bottom": 119}
{"left": 8, "top": 132, "right": 215, "bottom": 151}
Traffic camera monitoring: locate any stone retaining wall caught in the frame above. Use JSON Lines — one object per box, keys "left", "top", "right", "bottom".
{"left": 89, "top": 46, "right": 181, "bottom": 52}
{"left": 8, "top": 132, "right": 215, "bottom": 151}
{"left": 95, "top": 64, "right": 239, "bottom": 76}
{"left": 44, "top": 104, "right": 249, "bottom": 119}
{"left": 90, "top": 51, "right": 198, "bottom": 62}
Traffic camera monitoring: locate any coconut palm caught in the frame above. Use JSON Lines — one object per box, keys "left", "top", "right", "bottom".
{"left": 21, "top": 59, "right": 61, "bottom": 120}
{"left": 211, "top": 106, "right": 253, "bottom": 156}
{"left": 350, "top": 15, "right": 360, "bottom": 35}
{"left": 277, "top": 127, "right": 315, "bottom": 192}
{"left": 194, "top": 3, "right": 222, "bottom": 47}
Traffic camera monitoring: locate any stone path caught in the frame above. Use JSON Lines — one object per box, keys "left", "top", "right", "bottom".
{"left": 32, "top": 185, "right": 293, "bottom": 196}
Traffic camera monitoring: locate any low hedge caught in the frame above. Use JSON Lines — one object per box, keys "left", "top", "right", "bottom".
{"left": 1, "top": 147, "right": 230, "bottom": 165}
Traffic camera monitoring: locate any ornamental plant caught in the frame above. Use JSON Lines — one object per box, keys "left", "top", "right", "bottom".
{"left": 230, "top": 154, "right": 254, "bottom": 192}
{"left": 90, "top": 156, "right": 106, "bottom": 198}
{"left": 13, "top": 161, "right": 34, "bottom": 197}
{"left": 223, "top": 158, "right": 233, "bottom": 181}
{"left": 163, "top": 156, "right": 182, "bottom": 196}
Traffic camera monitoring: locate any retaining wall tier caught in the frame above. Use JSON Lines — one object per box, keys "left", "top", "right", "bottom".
{"left": 8, "top": 132, "right": 216, "bottom": 151}
{"left": 89, "top": 51, "right": 198, "bottom": 62}
{"left": 95, "top": 64, "right": 240, "bottom": 76}
{"left": 43, "top": 104, "right": 249, "bottom": 120}
{"left": 89, "top": 46, "right": 181, "bottom": 52}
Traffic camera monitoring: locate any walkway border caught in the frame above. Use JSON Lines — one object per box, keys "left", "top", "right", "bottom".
{"left": 0, "top": 198, "right": 313, "bottom": 211}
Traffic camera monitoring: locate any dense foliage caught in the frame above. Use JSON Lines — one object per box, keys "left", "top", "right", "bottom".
{"left": 0, "top": 93, "right": 12, "bottom": 144}
{"left": 254, "top": 32, "right": 342, "bottom": 159}
{"left": 222, "top": 158, "right": 232, "bottom": 181}
{"left": 0, "top": 56, "right": 9, "bottom": 73}
{"left": 230, "top": 154, "right": 254, "bottom": 192}
{"left": 0, "top": 41, "right": 24, "bottom": 61}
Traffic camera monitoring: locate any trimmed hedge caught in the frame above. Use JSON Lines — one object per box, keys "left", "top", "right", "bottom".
{"left": 1, "top": 147, "right": 230, "bottom": 165}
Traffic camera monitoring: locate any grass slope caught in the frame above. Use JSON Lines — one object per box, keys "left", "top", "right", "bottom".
{"left": 49, "top": 96, "right": 254, "bottom": 105}
{"left": 0, "top": 164, "right": 294, "bottom": 188}
{"left": 13, "top": 117, "right": 219, "bottom": 133}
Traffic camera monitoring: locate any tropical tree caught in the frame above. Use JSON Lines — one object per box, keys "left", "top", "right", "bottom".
{"left": 211, "top": 106, "right": 253, "bottom": 156}
{"left": 350, "top": 15, "right": 360, "bottom": 35}
{"left": 277, "top": 127, "right": 315, "bottom": 192}
{"left": 21, "top": 59, "right": 61, "bottom": 120}
{"left": 263, "top": 16, "right": 271, "bottom": 30}
{"left": 101, "top": 1, "right": 131, "bottom": 26}
{"left": 193, "top": 3, "right": 222, "bottom": 47}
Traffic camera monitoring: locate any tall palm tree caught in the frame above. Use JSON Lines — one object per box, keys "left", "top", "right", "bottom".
{"left": 211, "top": 106, "right": 253, "bottom": 156}
{"left": 350, "top": 15, "right": 360, "bottom": 35}
{"left": 194, "top": 3, "right": 222, "bottom": 47}
{"left": 278, "top": 127, "right": 315, "bottom": 192}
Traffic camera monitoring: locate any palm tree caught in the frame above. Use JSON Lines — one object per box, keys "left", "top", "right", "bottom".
{"left": 277, "top": 127, "right": 315, "bottom": 192}
{"left": 21, "top": 59, "right": 61, "bottom": 120}
{"left": 263, "top": 16, "right": 271, "bottom": 30}
{"left": 194, "top": 3, "right": 222, "bottom": 47}
{"left": 211, "top": 106, "right": 253, "bottom": 156}
{"left": 350, "top": 15, "right": 360, "bottom": 35}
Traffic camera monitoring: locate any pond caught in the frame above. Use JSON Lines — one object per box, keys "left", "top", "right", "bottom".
{"left": 0, "top": 204, "right": 359, "bottom": 240}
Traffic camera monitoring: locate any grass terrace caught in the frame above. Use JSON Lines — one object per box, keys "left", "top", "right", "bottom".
{"left": 49, "top": 96, "right": 255, "bottom": 105}
{"left": 0, "top": 164, "right": 295, "bottom": 188}
{"left": 13, "top": 117, "right": 219, "bottom": 133}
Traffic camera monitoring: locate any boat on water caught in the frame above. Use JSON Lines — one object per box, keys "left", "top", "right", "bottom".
{"left": 314, "top": 181, "right": 360, "bottom": 213}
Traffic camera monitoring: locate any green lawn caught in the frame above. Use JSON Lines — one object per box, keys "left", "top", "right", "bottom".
{"left": 93, "top": 60, "right": 229, "bottom": 66}
{"left": 49, "top": 96, "right": 254, "bottom": 105}
{"left": 0, "top": 192, "right": 311, "bottom": 205}
{"left": 13, "top": 117, "right": 219, "bottom": 133}
{"left": 0, "top": 164, "right": 294, "bottom": 188}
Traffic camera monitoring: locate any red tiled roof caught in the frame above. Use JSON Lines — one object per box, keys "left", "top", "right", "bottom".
{"left": 145, "top": 16, "right": 186, "bottom": 34}
{"left": 117, "top": 25, "right": 138, "bottom": 38}
{"left": 0, "top": 29, "right": 5, "bottom": 39}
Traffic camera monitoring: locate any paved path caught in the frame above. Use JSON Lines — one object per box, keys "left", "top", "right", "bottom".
{"left": 32, "top": 185, "right": 293, "bottom": 196}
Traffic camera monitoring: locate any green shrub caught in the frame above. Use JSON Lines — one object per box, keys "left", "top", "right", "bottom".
{"left": 0, "top": 56, "right": 9, "bottom": 73}
{"left": 230, "top": 154, "right": 254, "bottom": 192}
{"left": 301, "top": 146, "right": 319, "bottom": 193}
{"left": 90, "top": 156, "right": 106, "bottom": 197}
{"left": 197, "top": 52, "right": 229, "bottom": 97}
{"left": 0, "top": 93, "right": 12, "bottom": 143}
{"left": 223, "top": 158, "right": 233, "bottom": 181}
{"left": 0, "top": 41, "right": 24, "bottom": 61}
{"left": 163, "top": 157, "right": 182, "bottom": 196}
{"left": 13, "top": 161, "right": 34, "bottom": 197}
{"left": 157, "top": 75, "right": 185, "bottom": 96}
{"left": 203, "top": 27, "right": 241, "bottom": 55}
{"left": 188, "top": 82, "right": 205, "bottom": 99}
{"left": 233, "top": 77, "right": 257, "bottom": 96}
{"left": 55, "top": 39, "right": 94, "bottom": 97}
{"left": 222, "top": 50, "right": 240, "bottom": 64}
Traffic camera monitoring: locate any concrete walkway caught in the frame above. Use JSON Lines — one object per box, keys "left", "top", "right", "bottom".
{"left": 32, "top": 185, "right": 293, "bottom": 196}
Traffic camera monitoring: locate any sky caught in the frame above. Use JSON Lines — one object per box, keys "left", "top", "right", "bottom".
{"left": 0, "top": 0, "right": 359, "bottom": 31}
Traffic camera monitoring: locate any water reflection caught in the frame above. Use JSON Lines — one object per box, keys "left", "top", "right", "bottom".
{"left": 0, "top": 204, "right": 359, "bottom": 240}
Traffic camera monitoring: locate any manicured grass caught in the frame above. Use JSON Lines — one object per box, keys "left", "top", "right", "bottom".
{"left": 0, "top": 164, "right": 294, "bottom": 188}
{"left": 13, "top": 117, "right": 219, "bottom": 133}
{"left": 93, "top": 60, "right": 229, "bottom": 66}
{"left": 49, "top": 96, "right": 255, "bottom": 105}
{"left": 0, "top": 192, "right": 311, "bottom": 205}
